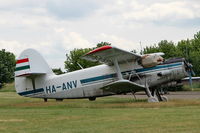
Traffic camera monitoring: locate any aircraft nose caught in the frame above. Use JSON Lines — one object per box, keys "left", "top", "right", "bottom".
{"left": 184, "top": 60, "right": 195, "bottom": 87}
{"left": 184, "top": 61, "right": 195, "bottom": 76}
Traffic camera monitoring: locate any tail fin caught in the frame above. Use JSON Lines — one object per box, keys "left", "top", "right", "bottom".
{"left": 15, "top": 49, "right": 53, "bottom": 96}
{"left": 15, "top": 49, "right": 53, "bottom": 77}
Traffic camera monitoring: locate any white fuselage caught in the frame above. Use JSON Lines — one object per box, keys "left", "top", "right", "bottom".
{"left": 16, "top": 61, "right": 187, "bottom": 99}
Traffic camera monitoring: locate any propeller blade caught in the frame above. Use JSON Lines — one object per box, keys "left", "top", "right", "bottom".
{"left": 184, "top": 60, "right": 195, "bottom": 88}
{"left": 191, "top": 69, "right": 196, "bottom": 76}
{"left": 188, "top": 71, "right": 193, "bottom": 88}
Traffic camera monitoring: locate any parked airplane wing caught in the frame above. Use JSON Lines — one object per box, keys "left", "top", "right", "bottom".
{"left": 82, "top": 45, "right": 141, "bottom": 65}
{"left": 101, "top": 80, "right": 145, "bottom": 94}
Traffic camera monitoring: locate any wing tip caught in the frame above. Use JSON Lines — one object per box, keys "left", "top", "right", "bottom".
{"left": 85, "top": 45, "right": 112, "bottom": 56}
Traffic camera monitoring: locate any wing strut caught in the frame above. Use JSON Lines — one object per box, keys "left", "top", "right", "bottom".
{"left": 113, "top": 58, "right": 123, "bottom": 80}
{"left": 100, "top": 57, "right": 147, "bottom": 94}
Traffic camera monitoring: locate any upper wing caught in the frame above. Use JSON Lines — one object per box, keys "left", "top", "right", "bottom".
{"left": 82, "top": 45, "right": 141, "bottom": 65}
{"left": 82, "top": 46, "right": 146, "bottom": 93}
{"left": 143, "top": 52, "right": 165, "bottom": 56}
{"left": 101, "top": 80, "right": 145, "bottom": 94}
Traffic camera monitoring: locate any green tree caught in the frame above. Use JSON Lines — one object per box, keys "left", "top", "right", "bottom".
{"left": 176, "top": 39, "right": 191, "bottom": 60}
{"left": 188, "top": 32, "right": 200, "bottom": 75}
{"left": 189, "top": 51, "right": 200, "bottom": 76}
{"left": 144, "top": 40, "right": 178, "bottom": 59}
{"left": 0, "top": 49, "right": 15, "bottom": 88}
{"left": 65, "top": 48, "right": 99, "bottom": 72}
{"left": 52, "top": 68, "right": 65, "bottom": 75}
{"left": 96, "top": 42, "right": 111, "bottom": 48}
{"left": 143, "top": 31, "right": 200, "bottom": 76}
{"left": 158, "top": 40, "right": 178, "bottom": 58}
{"left": 143, "top": 44, "right": 160, "bottom": 54}
{"left": 193, "top": 31, "right": 200, "bottom": 47}
{"left": 64, "top": 42, "right": 111, "bottom": 72}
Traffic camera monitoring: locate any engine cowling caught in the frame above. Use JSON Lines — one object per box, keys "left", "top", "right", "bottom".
{"left": 141, "top": 54, "right": 163, "bottom": 68}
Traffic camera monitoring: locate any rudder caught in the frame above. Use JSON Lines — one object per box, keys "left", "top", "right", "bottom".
{"left": 15, "top": 49, "right": 53, "bottom": 77}
{"left": 15, "top": 49, "right": 54, "bottom": 96}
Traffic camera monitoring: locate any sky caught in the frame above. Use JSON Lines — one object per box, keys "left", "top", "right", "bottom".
{"left": 0, "top": 0, "right": 200, "bottom": 70}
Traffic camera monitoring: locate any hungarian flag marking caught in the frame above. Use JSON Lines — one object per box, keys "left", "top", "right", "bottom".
{"left": 15, "top": 58, "right": 30, "bottom": 71}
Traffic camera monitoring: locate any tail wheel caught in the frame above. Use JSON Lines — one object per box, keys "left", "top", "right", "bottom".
{"left": 44, "top": 98, "right": 48, "bottom": 102}
{"left": 89, "top": 97, "right": 96, "bottom": 101}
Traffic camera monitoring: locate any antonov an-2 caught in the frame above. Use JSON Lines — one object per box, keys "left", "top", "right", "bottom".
{"left": 15, "top": 45, "right": 192, "bottom": 102}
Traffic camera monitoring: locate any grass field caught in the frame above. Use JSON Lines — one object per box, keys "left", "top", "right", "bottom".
{"left": 0, "top": 92, "right": 200, "bottom": 133}
{"left": 0, "top": 83, "right": 15, "bottom": 92}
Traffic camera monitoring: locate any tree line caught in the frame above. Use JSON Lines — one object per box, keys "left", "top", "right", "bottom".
{"left": 143, "top": 31, "right": 200, "bottom": 76}
{"left": 0, "top": 31, "right": 200, "bottom": 88}
{"left": 0, "top": 49, "right": 15, "bottom": 88}
{"left": 65, "top": 31, "right": 200, "bottom": 75}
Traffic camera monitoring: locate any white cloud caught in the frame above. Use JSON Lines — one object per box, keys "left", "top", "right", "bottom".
{"left": 0, "top": 0, "right": 46, "bottom": 7}
{"left": 0, "top": 40, "right": 55, "bottom": 57}
{"left": 126, "top": 1, "right": 198, "bottom": 20}
{"left": 46, "top": 0, "right": 101, "bottom": 19}
{"left": 0, "top": 39, "right": 65, "bottom": 69}
{"left": 63, "top": 32, "right": 93, "bottom": 50}
{"left": 0, "top": 40, "right": 27, "bottom": 56}
{"left": 97, "top": 33, "right": 140, "bottom": 52}
{"left": 99, "top": 0, "right": 200, "bottom": 26}
{"left": 0, "top": 0, "right": 199, "bottom": 70}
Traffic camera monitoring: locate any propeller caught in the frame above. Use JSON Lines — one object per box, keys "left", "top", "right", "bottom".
{"left": 184, "top": 61, "right": 195, "bottom": 88}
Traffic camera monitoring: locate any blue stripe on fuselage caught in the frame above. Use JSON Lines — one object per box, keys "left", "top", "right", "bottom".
{"left": 135, "top": 62, "right": 182, "bottom": 73}
{"left": 80, "top": 62, "right": 183, "bottom": 84}
{"left": 18, "top": 88, "right": 44, "bottom": 96}
{"left": 80, "top": 74, "right": 115, "bottom": 84}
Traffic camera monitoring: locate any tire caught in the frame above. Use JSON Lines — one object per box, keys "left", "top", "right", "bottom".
{"left": 89, "top": 97, "right": 96, "bottom": 101}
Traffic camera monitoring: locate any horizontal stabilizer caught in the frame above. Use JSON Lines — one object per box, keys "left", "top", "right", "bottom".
{"left": 15, "top": 58, "right": 46, "bottom": 77}
{"left": 101, "top": 80, "right": 145, "bottom": 94}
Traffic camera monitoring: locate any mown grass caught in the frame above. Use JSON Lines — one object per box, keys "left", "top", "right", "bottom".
{"left": 183, "top": 83, "right": 200, "bottom": 91}
{"left": 0, "top": 82, "right": 15, "bottom": 92}
{"left": 0, "top": 92, "right": 200, "bottom": 133}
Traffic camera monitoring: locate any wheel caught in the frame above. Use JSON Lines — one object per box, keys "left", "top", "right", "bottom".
{"left": 89, "top": 97, "right": 96, "bottom": 101}
{"left": 155, "top": 89, "right": 163, "bottom": 101}
{"left": 44, "top": 98, "right": 47, "bottom": 102}
{"left": 148, "top": 97, "right": 159, "bottom": 103}
{"left": 56, "top": 99, "right": 63, "bottom": 102}
{"left": 161, "top": 96, "right": 168, "bottom": 102}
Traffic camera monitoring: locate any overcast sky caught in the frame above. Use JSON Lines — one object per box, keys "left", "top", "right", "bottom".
{"left": 0, "top": 0, "right": 200, "bottom": 70}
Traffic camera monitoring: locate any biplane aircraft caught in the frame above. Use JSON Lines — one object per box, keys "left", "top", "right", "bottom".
{"left": 15, "top": 45, "right": 193, "bottom": 102}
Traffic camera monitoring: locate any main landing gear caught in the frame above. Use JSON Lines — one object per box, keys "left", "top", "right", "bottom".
{"left": 153, "top": 88, "right": 168, "bottom": 102}
{"left": 145, "top": 84, "right": 168, "bottom": 102}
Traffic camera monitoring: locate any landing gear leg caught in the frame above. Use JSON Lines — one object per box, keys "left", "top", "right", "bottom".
{"left": 44, "top": 98, "right": 47, "bottom": 102}
{"left": 145, "top": 84, "right": 159, "bottom": 103}
{"left": 131, "top": 91, "right": 137, "bottom": 100}
{"left": 155, "top": 89, "right": 168, "bottom": 102}
{"left": 161, "top": 96, "right": 168, "bottom": 102}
